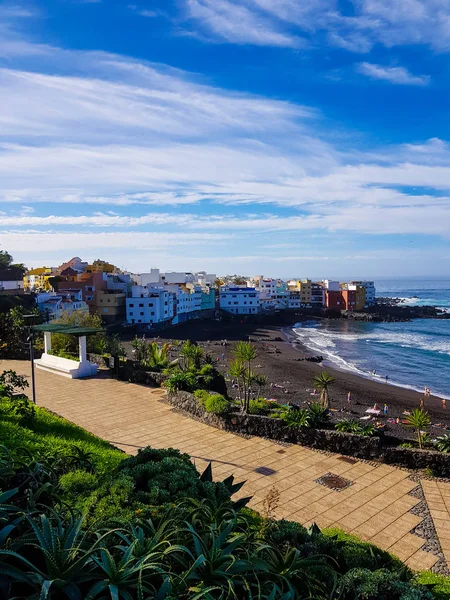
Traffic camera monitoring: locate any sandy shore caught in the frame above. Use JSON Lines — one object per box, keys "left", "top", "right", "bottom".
{"left": 125, "top": 320, "right": 450, "bottom": 442}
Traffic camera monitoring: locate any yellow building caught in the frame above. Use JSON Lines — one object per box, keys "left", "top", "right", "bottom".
{"left": 287, "top": 279, "right": 312, "bottom": 304}
{"left": 354, "top": 285, "right": 366, "bottom": 310}
{"left": 85, "top": 259, "right": 118, "bottom": 274}
{"left": 23, "top": 267, "right": 54, "bottom": 291}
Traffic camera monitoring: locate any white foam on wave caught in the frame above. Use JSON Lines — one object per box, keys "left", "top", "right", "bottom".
{"left": 292, "top": 324, "right": 450, "bottom": 399}
{"left": 293, "top": 325, "right": 450, "bottom": 355}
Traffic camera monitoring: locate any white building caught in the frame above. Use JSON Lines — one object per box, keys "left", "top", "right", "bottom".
{"left": 36, "top": 290, "right": 88, "bottom": 320}
{"left": 219, "top": 286, "right": 260, "bottom": 315}
{"left": 322, "top": 280, "right": 341, "bottom": 291}
{"left": 0, "top": 269, "right": 24, "bottom": 292}
{"left": 351, "top": 281, "right": 376, "bottom": 306}
{"left": 253, "top": 276, "right": 277, "bottom": 300}
{"left": 126, "top": 286, "right": 174, "bottom": 326}
{"left": 196, "top": 271, "right": 216, "bottom": 286}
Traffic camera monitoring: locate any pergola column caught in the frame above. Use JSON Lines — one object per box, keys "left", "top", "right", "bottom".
{"left": 44, "top": 331, "right": 52, "bottom": 354}
{"left": 78, "top": 336, "right": 87, "bottom": 362}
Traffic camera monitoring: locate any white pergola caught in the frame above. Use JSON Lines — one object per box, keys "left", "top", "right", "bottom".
{"left": 32, "top": 323, "right": 103, "bottom": 379}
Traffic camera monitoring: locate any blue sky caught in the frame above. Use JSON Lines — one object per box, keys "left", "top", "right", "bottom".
{"left": 1, "top": 0, "right": 450, "bottom": 278}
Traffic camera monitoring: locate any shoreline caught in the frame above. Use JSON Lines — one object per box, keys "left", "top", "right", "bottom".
{"left": 130, "top": 319, "right": 450, "bottom": 441}
{"left": 282, "top": 324, "right": 450, "bottom": 402}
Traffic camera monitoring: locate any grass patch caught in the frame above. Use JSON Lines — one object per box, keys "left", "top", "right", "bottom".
{"left": 0, "top": 399, "right": 123, "bottom": 476}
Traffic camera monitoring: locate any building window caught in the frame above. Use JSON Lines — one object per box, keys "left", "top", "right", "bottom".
{"left": 138, "top": 319, "right": 141, "bottom": 323}
{"left": 131, "top": 319, "right": 135, "bottom": 324}
{"left": 151, "top": 312, "right": 155, "bottom": 316}
{"left": 139, "top": 303, "right": 144, "bottom": 307}
{"left": 140, "top": 312, "right": 144, "bottom": 316}
{"left": 129, "top": 303, "right": 134, "bottom": 307}
{"left": 129, "top": 312, "right": 133, "bottom": 316}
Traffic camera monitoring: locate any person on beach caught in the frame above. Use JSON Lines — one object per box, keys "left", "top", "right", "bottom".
{"left": 347, "top": 391, "right": 351, "bottom": 406}
{"left": 385, "top": 375, "right": 389, "bottom": 383}
{"left": 383, "top": 404, "right": 388, "bottom": 416}
{"left": 420, "top": 397, "right": 424, "bottom": 409}
{"left": 442, "top": 398, "right": 447, "bottom": 409}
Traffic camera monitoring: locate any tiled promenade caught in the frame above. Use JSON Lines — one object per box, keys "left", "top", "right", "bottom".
{"left": 4, "top": 359, "right": 450, "bottom": 572}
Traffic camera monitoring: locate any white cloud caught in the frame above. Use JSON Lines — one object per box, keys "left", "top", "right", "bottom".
{"left": 181, "top": 0, "right": 450, "bottom": 52}
{"left": 0, "top": 27, "right": 450, "bottom": 274}
{"left": 357, "top": 62, "right": 430, "bottom": 86}
{"left": 184, "top": 0, "right": 302, "bottom": 47}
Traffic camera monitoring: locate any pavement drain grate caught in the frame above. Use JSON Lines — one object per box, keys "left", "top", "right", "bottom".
{"left": 337, "top": 456, "right": 358, "bottom": 465}
{"left": 315, "top": 472, "right": 353, "bottom": 491}
{"left": 255, "top": 466, "right": 277, "bottom": 476}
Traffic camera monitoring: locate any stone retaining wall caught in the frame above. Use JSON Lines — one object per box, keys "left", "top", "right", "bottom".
{"left": 167, "top": 391, "right": 382, "bottom": 460}
{"left": 167, "top": 391, "right": 450, "bottom": 475}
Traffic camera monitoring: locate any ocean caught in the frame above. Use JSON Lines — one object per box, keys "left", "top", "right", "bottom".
{"left": 292, "top": 279, "right": 450, "bottom": 400}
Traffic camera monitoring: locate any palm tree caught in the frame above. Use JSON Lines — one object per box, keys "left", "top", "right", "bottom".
{"left": 406, "top": 408, "right": 431, "bottom": 449}
{"left": 253, "top": 374, "right": 268, "bottom": 398}
{"left": 228, "top": 359, "right": 246, "bottom": 409}
{"left": 313, "top": 371, "right": 335, "bottom": 410}
{"left": 233, "top": 342, "right": 257, "bottom": 413}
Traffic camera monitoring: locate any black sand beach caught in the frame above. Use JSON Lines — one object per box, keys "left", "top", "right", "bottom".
{"left": 125, "top": 319, "right": 450, "bottom": 442}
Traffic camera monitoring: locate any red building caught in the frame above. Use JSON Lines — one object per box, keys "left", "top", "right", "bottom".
{"left": 342, "top": 289, "right": 357, "bottom": 311}
{"left": 325, "top": 290, "right": 345, "bottom": 310}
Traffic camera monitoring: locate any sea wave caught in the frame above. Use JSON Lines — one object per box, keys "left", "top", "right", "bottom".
{"left": 292, "top": 321, "right": 450, "bottom": 399}
{"left": 292, "top": 326, "right": 450, "bottom": 355}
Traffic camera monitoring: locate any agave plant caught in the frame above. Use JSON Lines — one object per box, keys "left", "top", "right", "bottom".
{"left": 281, "top": 408, "right": 310, "bottom": 429}
{"left": 306, "top": 402, "right": 330, "bottom": 429}
{"left": 435, "top": 434, "right": 450, "bottom": 453}
{"left": 0, "top": 512, "right": 101, "bottom": 599}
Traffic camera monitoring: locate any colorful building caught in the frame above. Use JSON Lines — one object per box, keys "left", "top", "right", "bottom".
{"left": 85, "top": 259, "right": 118, "bottom": 274}
{"left": 23, "top": 267, "right": 54, "bottom": 291}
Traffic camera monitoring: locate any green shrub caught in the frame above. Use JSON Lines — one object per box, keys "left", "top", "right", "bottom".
{"left": 335, "top": 419, "right": 376, "bottom": 436}
{"left": 336, "top": 568, "right": 432, "bottom": 600}
{"left": 59, "top": 469, "right": 99, "bottom": 498}
{"left": 117, "top": 446, "right": 232, "bottom": 507}
{"left": 416, "top": 571, "right": 450, "bottom": 600}
{"left": 248, "top": 397, "right": 272, "bottom": 415}
{"left": 281, "top": 407, "right": 310, "bottom": 429}
{"left": 194, "top": 389, "right": 209, "bottom": 403}
{"left": 204, "top": 394, "right": 229, "bottom": 414}
{"left": 263, "top": 519, "right": 309, "bottom": 549}
{"left": 306, "top": 402, "right": 330, "bottom": 428}
{"left": 435, "top": 434, "right": 450, "bottom": 453}
{"left": 82, "top": 473, "right": 137, "bottom": 525}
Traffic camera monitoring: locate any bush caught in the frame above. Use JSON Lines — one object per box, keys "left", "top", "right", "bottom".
{"left": 335, "top": 419, "right": 376, "bottom": 436}
{"left": 263, "top": 519, "right": 309, "bottom": 549}
{"left": 117, "top": 446, "right": 232, "bottom": 507}
{"left": 248, "top": 397, "right": 272, "bottom": 415}
{"left": 59, "top": 469, "right": 99, "bottom": 498}
{"left": 82, "top": 473, "right": 137, "bottom": 524}
{"left": 204, "top": 394, "right": 229, "bottom": 414}
{"left": 435, "top": 434, "right": 450, "bottom": 453}
{"left": 281, "top": 407, "right": 310, "bottom": 429}
{"left": 336, "top": 568, "right": 433, "bottom": 600}
{"left": 306, "top": 402, "right": 330, "bottom": 428}
{"left": 416, "top": 571, "right": 450, "bottom": 600}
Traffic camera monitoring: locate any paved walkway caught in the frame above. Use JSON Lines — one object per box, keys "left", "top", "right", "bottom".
{"left": 4, "top": 360, "right": 450, "bottom": 572}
